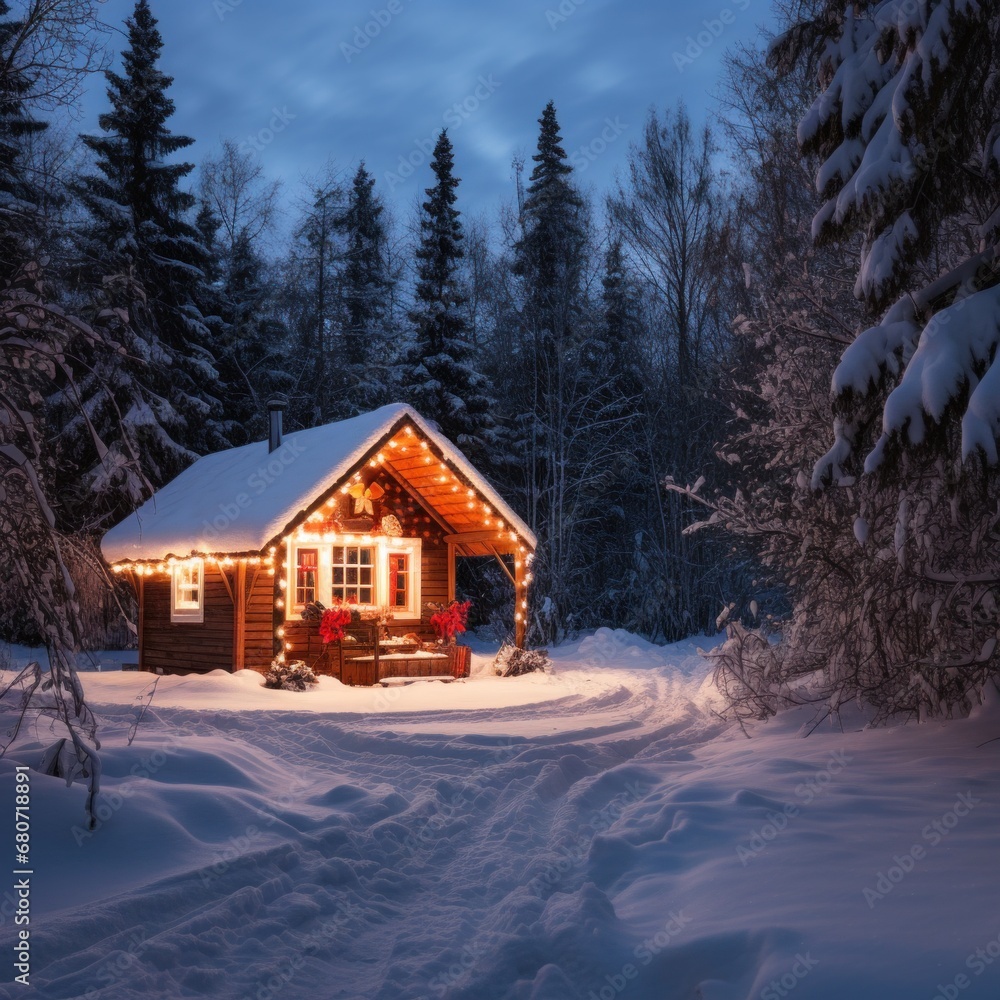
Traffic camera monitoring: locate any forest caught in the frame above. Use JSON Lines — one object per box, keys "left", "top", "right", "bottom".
{"left": 2, "top": 0, "right": 1000, "bottom": 728}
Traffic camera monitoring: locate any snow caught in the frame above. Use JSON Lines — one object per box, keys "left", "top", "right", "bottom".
{"left": 101, "top": 403, "right": 536, "bottom": 564}
{"left": 3, "top": 629, "right": 1000, "bottom": 998}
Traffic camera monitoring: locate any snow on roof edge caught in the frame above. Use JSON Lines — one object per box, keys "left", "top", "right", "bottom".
{"left": 101, "top": 403, "right": 536, "bottom": 563}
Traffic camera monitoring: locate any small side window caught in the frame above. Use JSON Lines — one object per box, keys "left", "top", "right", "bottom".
{"left": 296, "top": 548, "right": 319, "bottom": 607}
{"left": 171, "top": 559, "right": 204, "bottom": 623}
{"left": 388, "top": 553, "right": 409, "bottom": 610}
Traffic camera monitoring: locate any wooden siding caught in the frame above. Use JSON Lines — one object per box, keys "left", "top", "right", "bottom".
{"left": 244, "top": 567, "right": 278, "bottom": 671}
{"left": 138, "top": 453, "right": 481, "bottom": 676}
{"left": 421, "top": 533, "right": 450, "bottom": 626}
{"left": 141, "top": 566, "right": 235, "bottom": 675}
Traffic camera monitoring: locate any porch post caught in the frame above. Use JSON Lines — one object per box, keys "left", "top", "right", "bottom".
{"left": 446, "top": 541, "right": 457, "bottom": 603}
{"left": 514, "top": 554, "right": 527, "bottom": 648}
{"left": 233, "top": 561, "right": 247, "bottom": 671}
{"left": 136, "top": 574, "right": 145, "bottom": 672}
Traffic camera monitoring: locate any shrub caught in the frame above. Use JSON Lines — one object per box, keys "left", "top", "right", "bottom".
{"left": 263, "top": 659, "right": 319, "bottom": 692}
{"left": 495, "top": 644, "right": 550, "bottom": 677}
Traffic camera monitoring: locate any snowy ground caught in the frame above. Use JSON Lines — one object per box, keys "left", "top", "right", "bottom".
{"left": 1, "top": 629, "right": 999, "bottom": 999}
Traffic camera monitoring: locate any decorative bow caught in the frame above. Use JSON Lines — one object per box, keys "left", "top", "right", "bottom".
{"left": 348, "top": 481, "right": 384, "bottom": 516}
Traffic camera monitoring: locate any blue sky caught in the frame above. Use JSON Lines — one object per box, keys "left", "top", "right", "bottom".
{"left": 80, "top": 0, "right": 776, "bottom": 224}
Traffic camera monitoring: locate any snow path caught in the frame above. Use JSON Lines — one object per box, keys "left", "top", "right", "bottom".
{"left": 3, "top": 631, "right": 1000, "bottom": 999}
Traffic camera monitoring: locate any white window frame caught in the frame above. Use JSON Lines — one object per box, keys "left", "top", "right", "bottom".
{"left": 170, "top": 559, "right": 204, "bottom": 623}
{"left": 287, "top": 535, "right": 422, "bottom": 621}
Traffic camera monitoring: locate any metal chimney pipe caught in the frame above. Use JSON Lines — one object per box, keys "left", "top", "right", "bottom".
{"left": 267, "top": 395, "right": 287, "bottom": 453}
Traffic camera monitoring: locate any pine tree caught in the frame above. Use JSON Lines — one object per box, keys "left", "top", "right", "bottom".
{"left": 403, "top": 130, "right": 495, "bottom": 458}
{"left": 217, "top": 229, "right": 293, "bottom": 442}
{"left": 506, "top": 102, "right": 603, "bottom": 643}
{"left": 678, "top": 4, "right": 1000, "bottom": 723}
{"left": 778, "top": 1, "right": 1000, "bottom": 479}
{"left": 198, "top": 141, "right": 290, "bottom": 441}
{"left": 69, "top": 0, "right": 227, "bottom": 503}
{"left": 288, "top": 177, "right": 341, "bottom": 424}
{"left": 0, "top": 0, "right": 47, "bottom": 283}
{"left": 336, "top": 162, "right": 394, "bottom": 414}
{"left": 513, "top": 101, "right": 587, "bottom": 350}
{"left": 598, "top": 238, "right": 644, "bottom": 404}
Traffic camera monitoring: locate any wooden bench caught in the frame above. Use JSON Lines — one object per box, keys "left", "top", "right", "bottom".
{"left": 377, "top": 675, "right": 455, "bottom": 687}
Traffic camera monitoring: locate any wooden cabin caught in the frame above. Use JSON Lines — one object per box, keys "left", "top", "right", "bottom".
{"left": 101, "top": 402, "right": 536, "bottom": 684}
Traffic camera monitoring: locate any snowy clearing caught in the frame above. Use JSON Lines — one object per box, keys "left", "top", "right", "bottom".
{"left": 1, "top": 629, "right": 999, "bottom": 999}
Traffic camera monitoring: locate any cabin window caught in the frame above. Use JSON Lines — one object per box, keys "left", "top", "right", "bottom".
{"left": 388, "top": 553, "right": 410, "bottom": 610}
{"left": 286, "top": 536, "right": 421, "bottom": 619}
{"left": 170, "top": 559, "right": 204, "bottom": 623}
{"left": 295, "top": 548, "right": 319, "bottom": 606}
{"left": 331, "top": 545, "right": 375, "bottom": 605}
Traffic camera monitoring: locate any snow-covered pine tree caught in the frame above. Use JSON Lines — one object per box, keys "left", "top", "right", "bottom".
{"left": 774, "top": 1, "right": 1000, "bottom": 715}
{"left": 776, "top": 1, "right": 1000, "bottom": 480}
{"left": 0, "top": 0, "right": 47, "bottom": 283}
{"left": 68, "top": 0, "right": 228, "bottom": 509}
{"left": 403, "top": 130, "right": 496, "bottom": 461}
{"left": 677, "top": 5, "right": 1000, "bottom": 724}
{"left": 335, "top": 162, "right": 395, "bottom": 415}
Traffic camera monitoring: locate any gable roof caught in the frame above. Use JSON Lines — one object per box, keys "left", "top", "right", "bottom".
{"left": 101, "top": 403, "right": 536, "bottom": 564}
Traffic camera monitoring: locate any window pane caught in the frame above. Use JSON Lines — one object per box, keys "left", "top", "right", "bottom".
{"left": 331, "top": 545, "right": 377, "bottom": 604}
{"left": 173, "top": 562, "right": 202, "bottom": 612}
{"left": 389, "top": 554, "right": 408, "bottom": 608}
{"left": 296, "top": 548, "right": 318, "bottom": 606}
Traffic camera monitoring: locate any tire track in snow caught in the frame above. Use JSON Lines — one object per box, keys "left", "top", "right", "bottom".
{"left": 18, "top": 663, "right": 720, "bottom": 999}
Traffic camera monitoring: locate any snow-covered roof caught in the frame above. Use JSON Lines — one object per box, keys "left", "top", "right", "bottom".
{"left": 101, "top": 403, "right": 536, "bottom": 563}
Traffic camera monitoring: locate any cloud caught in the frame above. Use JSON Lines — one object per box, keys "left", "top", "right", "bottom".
{"left": 77, "top": 0, "right": 774, "bottom": 217}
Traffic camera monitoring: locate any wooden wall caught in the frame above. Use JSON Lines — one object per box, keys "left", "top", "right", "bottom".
{"left": 138, "top": 479, "right": 458, "bottom": 677}
{"left": 244, "top": 567, "right": 277, "bottom": 671}
{"left": 141, "top": 566, "right": 235, "bottom": 675}
{"left": 421, "top": 534, "right": 450, "bottom": 624}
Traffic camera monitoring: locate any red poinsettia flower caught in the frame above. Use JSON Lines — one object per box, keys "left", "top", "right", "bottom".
{"left": 430, "top": 600, "right": 472, "bottom": 641}
{"left": 319, "top": 606, "right": 352, "bottom": 644}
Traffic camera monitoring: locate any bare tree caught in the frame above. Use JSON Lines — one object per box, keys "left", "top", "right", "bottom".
{"left": 199, "top": 138, "right": 281, "bottom": 262}
{"left": 609, "top": 105, "right": 724, "bottom": 385}
{"left": 1, "top": 0, "right": 111, "bottom": 112}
